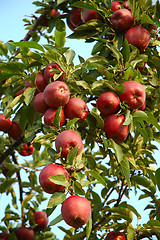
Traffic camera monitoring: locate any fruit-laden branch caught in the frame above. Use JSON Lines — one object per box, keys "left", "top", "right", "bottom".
{"left": 0, "top": 137, "right": 24, "bottom": 165}
{"left": 22, "top": 14, "right": 46, "bottom": 41}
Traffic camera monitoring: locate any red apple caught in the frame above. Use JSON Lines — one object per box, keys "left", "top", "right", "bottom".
{"left": 32, "top": 92, "right": 49, "bottom": 114}
{"left": 31, "top": 211, "right": 48, "bottom": 231}
{"left": 96, "top": 92, "right": 120, "bottom": 116}
{"left": 64, "top": 97, "right": 88, "bottom": 121}
{"left": 123, "top": 1, "right": 131, "bottom": 11}
{"left": 44, "top": 108, "right": 65, "bottom": 127}
{"left": 44, "top": 62, "right": 64, "bottom": 82}
{"left": 0, "top": 232, "right": 10, "bottom": 239}
{"left": 55, "top": 130, "right": 83, "bottom": 158}
{"left": 61, "top": 195, "right": 91, "bottom": 228}
{"left": 0, "top": 113, "right": 12, "bottom": 132}
{"left": 111, "top": 1, "right": 121, "bottom": 12}
{"left": 16, "top": 226, "right": 34, "bottom": 240}
{"left": 105, "top": 231, "right": 126, "bottom": 240}
{"left": 119, "top": 81, "right": 146, "bottom": 110}
{"left": 111, "top": 9, "right": 133, "bottom": 31}
{"left": 139, "top": 101, "right": 146, "bottom": 110}
{"left": 19, "top": 143, "right": 34, "bottom": 156}
{"left": 35, "top": 72, "right": 48, "bottom": 92}
{"left": 43, "top": 81, "right": 70, "bottom": 108}
{"left": 82, "top": 9, "right": 99, "bottom": 23}
{"left": 39, "top": 164, "right": 69, "bottom": 194}
{"left": 67, "top": 16, "right": 76, "bottom": 31}
{"left": 124, "top": 26, "right": 150, "bottom": 52}
{"left": 69, "top": 7, "right": 83, "bottom": 28}
{"left": 50, "top": 9, "right": 60, "bottom": 17}
{"left": 104, "top": 114, "right": 129, "bottom": 143}
{"left": 8, "top": 121, "right": 22, "bottom": 140}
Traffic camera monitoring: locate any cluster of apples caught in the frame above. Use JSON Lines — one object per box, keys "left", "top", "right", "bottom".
{"left": 39, "top": 163, "right": 91, "bottom": 228}
{"left": 0, "top": 113, "right": 22, "bottom": 141}
{"left": 67, "top": 1, "right": 151, "bottom": 55}
{"left": 0, "top": 210, "right": 48, "bottom": 240}
{"left": 32, "top": 62, "right": 88, "bottom": 128}
{"left": 97, "top": 81, "right": 146, "bottom": 143}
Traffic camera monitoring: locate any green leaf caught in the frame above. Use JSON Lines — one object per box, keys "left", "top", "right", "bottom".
{"left": 22, "top": 194, "right": 34, "bottom": 207}
{"left": 86, "top": 170, "right": 107, "bottom": 186}
{"left": 49, "top": 214, "right": 63, "bottom": 226}
{"left": 57, "top": 0, "right": 67, "bottom": 5}
{"left": 120, "top": 156, "right": 131, "bottom": 189}
{"left": 47, "top": 192, "right": 66, "bottom": 208}
{"left": 132, "top": 110, "right": 148, "bottom": 119}
{"left": 155, "top": 168, "right": 160, "bottom": 191}
{"left": 111, "top": 140, "right": 124, "bottom": 163}
{"left": 141, "top": 14, "right": 155, "bottom": 25}
{"left": 49, "top": 174, "right": 70, "bottom": 187}
{"left": 132, "top": 175, "right": 156, "bottom": 194}
{"left": 65, "top": 49, "right": 75, "bottom": 65}
{"left": 86, "top": 216, "right": 92, "bottom": 240}
{"left": 91, "top": 42, "right": 104, "bottom": 55}
{"left": 11, "top": 41, "right": 44, "bottom": 52}
{"left": 55, "top": 30, "right": 66, "bottom": 49}
{"left": 54, "top": 107, "right": 62, "bottom": 128}
{"left": 111, "top": 206, "right": 133, "bottom": 222}
{"left": 66, "top": 118, "right": 80, "bottom": 130}
{"left": 71, "top": 1, "right": 97, "bottom": 11}
{"left": 146, "top": 111, "right": 160, "bottom": 132}
{"left": 23, "top": 87, "right": 36, "bottom": 106}
{"left": 66, "top": 145, "right": 79, "bottom": 165}
{"left": 122, "top": 38, "right": 130, "bottom": 63}
{"left": 4, "top": 94, "right": 22, "bottom": 116}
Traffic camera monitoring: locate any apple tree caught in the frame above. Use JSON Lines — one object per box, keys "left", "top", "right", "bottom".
{"left": 0, "top": 0, "right": 160, "bottom": 239}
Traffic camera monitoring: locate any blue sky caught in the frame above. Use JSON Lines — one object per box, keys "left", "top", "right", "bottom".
{"left": 0, "top": 1, "right": 159, "bottom": 240}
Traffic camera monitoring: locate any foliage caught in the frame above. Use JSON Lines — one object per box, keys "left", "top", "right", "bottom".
{"left": 0, "top": 0, "right": 160, "bottom": 239}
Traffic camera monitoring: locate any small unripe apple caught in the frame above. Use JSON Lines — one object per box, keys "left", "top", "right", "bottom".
{"left": 111, "top": 1, "right": 121, "bottom": 12}
{"left": 104, "top": 114, "right": 129, "bottom": 143}
{"left": 8, "top": 121, "right": 22, "bottom": 140}
{"left": 124, "top": 26, "right": 150, "bottom": 53}
{"left": 0, "top": 232, "right": 10, "bottom": 239}
{"left": 111, "top": 9, "right": 133, "bottom": 31}
{"left": 0, "top": 113, "right": 12, "bottom": 132}
{"left": 119, "top": 81, "right": 146, "bottom": 110}
{"left": 55, "top": 130, "right": 83, "bottom": 158}
{"left": 44, "top": 107, "right": 65, "bottom": 127}
{"left": 16, "top": 226, "right": 34, "bottom": 240}
{"left": 61, "top": 195, "right": 91, "bottom": 228}
{"left": 64, "top": 97, "right": 88, "bottom": 121}
{"left": 82, "top": 9, "right": 99, "bottom": 23}
{"left": 43, "top": 81, "right": 70, "bottom": 108}
{"left": 69, "top": 7, "right": 83, "bottom": 28}
{"left": 31, "top": 211, "right": 48, "bottom": 231}
{"left": 35, "top": 72, "right": 48, "bottom": 92}
{"left": 44, "top": 62, "right": 64, "bottom": 82}
{"left": 19, "top": 143, "right": 34, "bottom": 156}
{"left": 32, "top": 92, "right": 49, "bottom": 114}
{"left": 39, "top": 163, "right": 69, "bottom": 194}
{"left": 105, "top": 231, "right": 126, "bottom": 240}
{"left": 96, "top": 92, "right": 120, "bottom": 116}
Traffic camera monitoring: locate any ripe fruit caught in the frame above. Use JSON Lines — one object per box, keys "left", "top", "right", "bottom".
{"left": 8, "top": 121, "right": 22, "bottom": 140}
{"left": 55, "top": 130, "right": 83, "bottom": 158}
{"left": 69, "top": 7, "right": 83, "bottom": 28}
{"left": 119, "top": 81, "right": 146, "bottom": 110}
{"left": 31, "top": 211, "right": 48, "bottom": 231}
{"left": 44, "top": 107, "right": 65, "bottom": 127}
{"left": 16, "top": 226, "right": 34, "bottom": 240}
{"left": 0, "top": 113, "right": 12, "bottom": 132}
{"left": 44, "top": 62, "right": 64, "bottom": 82}
{"left": 50, "top": 9, "right": 60, "bottom": 17}
{"left": 82, "top": 9, "right": 99, "bottom": 23}
{"left": 64, "top": 97, "right": 88, "bottom": 121}
{"left": 61, "top": 195, "right": 91, "bottom": 228}
{"left": 19, "top": 143, "right": 34, "bottom": 156}
{"left": 0, "top": 232, "right": 10, "bottom": 239}
{"left": 123, "top": 1, "right": 131, "bottom": 11}
{"left": 111, "top": 9, "right": 133, "bottom": 31}
{"left": 124, "top": 26, "right": 150, "bottom": 52}
{"left": 111, "top": 1, "right": 121, "bottom": 12}
{"left": 43, "top": 81, "right": 70, "bottom": 108}
{"left": 96, "top": 92, "right": 120, "bottom": 116}
{"left": 104, "top": 114, "right": 129, "bottom": 143}
{"left": 39, "top": 164, "right": 69, "bottom": 194}
{"left": 105, "top": 231, "right": 126, "bottom": 240}
{"left": 32, "top": 92, "right": 49, "bottom": 114}
{"left": 67, "top": 16, "right": 76, "bottom": 31}
{"left": 35, "top": 72, "right": 48, "bottom": 92}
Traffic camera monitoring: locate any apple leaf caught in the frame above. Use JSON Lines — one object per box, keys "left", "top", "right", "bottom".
{"left": 110, "top": 206, "right": 133, "bottom": 222}
{"left": 11, "top": 41, "right": 44, "bottom": 52}
{"left": 49, "top": 174, "right": 70, "bottom": 187}
{"left": 54, "top": 106, "right": 62, "bottom": 128}
{"left": 141, "top": 14, "right": 155, "bottom": 25}
{"left": 66, "top": 145, "right": 79, "bottom": 165}
{"left": 23, "top": 87, "right": 36, "bottom": 106}
{"left": 132, "top": 175, "right": 156, "bottom": 194}
{"left": 70, "top": 1, "right": 98, "bottom": 11}
{"left": 55, "top": 30, "right": 66, "bottom": 49}
{"left": 65, "top": 49, "right": 76, "bottom": 65}
{"left": 155, "top": 168, "right": 160, "bottom": 191}
{"left": 47, "top": 192, "right": 66, "bottom": 208}
{"left": 122, "top": 38, "right": 130, "bottom": 63}
{"left": 111, "top": 140, "right": 124, "bottom": 163}
{"left": 146, "top": 111, "right": 160, "bottom": 132}
{"left": 86, "top": 216, "right": 92, "bottom": 240}
{"left": 127, "top": 224, "right": 136, "bottom": 240}
{"left": 4, "top": 94, "right": 22, "bottom": 117}
{"left": 120, "top": 156, "right": 131, "bottom": 189}
{"left": 86, "top": 170, "right": 107, "bottom": 187}
{"left": 49, "top": 214, "right": 63, "bottom": 226}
